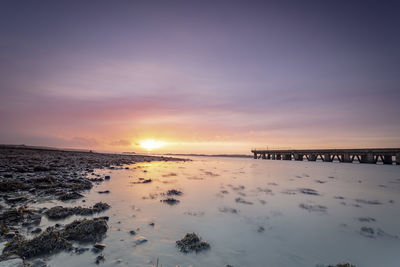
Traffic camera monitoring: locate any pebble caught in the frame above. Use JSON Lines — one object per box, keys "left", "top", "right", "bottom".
{"left": 134, "top": 236, "right": 148, "bottom": 245}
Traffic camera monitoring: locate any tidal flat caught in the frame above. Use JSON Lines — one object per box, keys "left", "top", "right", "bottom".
{"left": 1, "top": 148, "right": 400, "bottom": 266}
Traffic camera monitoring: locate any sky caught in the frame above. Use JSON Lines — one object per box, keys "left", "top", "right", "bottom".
{"left": 0, "top": 0, "right": 399, "bottom": 154}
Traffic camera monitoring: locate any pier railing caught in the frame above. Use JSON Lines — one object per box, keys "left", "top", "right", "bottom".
{"left": 251, "top": 148, "right": 400, "bottom": 165}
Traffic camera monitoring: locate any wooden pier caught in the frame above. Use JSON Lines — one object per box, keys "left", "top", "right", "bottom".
{"left": 251, "top": 148, "right": 400, "bottom": 165}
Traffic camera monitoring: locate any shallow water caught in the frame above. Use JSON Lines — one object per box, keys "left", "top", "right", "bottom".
{"left": 24, "top": 157, "right": 400, "bottom": 266}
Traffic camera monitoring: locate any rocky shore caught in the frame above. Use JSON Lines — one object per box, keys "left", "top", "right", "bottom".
{"left": 0, "top": 146, "right": 183, "bottom": 265}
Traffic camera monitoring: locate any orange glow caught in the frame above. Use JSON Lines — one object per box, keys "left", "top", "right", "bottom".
{"left": 139, "top": 139, "right": 167, "bottom": 151}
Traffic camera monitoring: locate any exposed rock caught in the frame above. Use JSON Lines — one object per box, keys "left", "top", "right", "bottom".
{"left": 166, "top": 189, "right": 182, "bottom": 196}
{"left": 161, "top": 198, "right": 180, "bottom": 205}
{"left": 298, "top": 188, "right": 320, "bottom": 196}
{"left": 94, "top": 242, "right": 106, "bottom": 249}
{"left": 31, "top": 228, "right": 42, "bottom": 234}
{"left": 299, "top": 203, "right": 327, "bottom": 212}
{"left": 33, "top": 166, "right": 50, "bottom": 172}
{"left": 0, "top": 182, "right": 29, "bottom": 192}
{"left": 0, "top": 222, "right": 9, "bottom": 236}
{"left": 3, "top": 231, "right": 72, "bottom": 258}
{"left": 327, "top": 264, "right": 356, "bottom": 267}
{"left": 131, "top": 179, "right": 152, "bottom": 184}
{"left": 57, "top": 192, "right": 84, "bottom": 201}
{"left": 355, "top": 199, "right": 382, "bottom": 205}
{"left": 133, "top": 236, "right": 148, "bottom": 245}
{"left": 45, "top": 202, "right": 110, "bottom": 220}
{"left": 5, "top": 196, "right": 27, "bottom": 204}
{"left": 257, "top": 226, "right": 265, "bottom": 233}
{"left": 360, "top": 226, "right": 375, "bottom": 238}
{"left": 218, "top": 207, "right": 239, "bottom": 214}
{"left": 0, "top": 206, "right": 36, "bottom": 225}
{"left": 176, "top": 233, "right": 210, "bottom": 253}
{"left": 357, "top": 217, "right": 376, "bottom": 222}
{"left": 63, "top": 217, "right": 108, "bottom": 242}
{"left": 235, "top": 197, "right": 253, "bottom": 205}
{"left": 95, "top": 253, "right": 105, "bottom": 264}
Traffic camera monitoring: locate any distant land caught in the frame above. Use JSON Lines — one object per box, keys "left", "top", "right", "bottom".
{"left": 164, "top": 153, "right": 253, "bottom": 158}
{"left": 0, "top": 144, "right": 92, "bottom": 153}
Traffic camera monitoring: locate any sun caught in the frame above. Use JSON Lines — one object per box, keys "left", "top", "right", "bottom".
{"left": 139, "top": 139, "right": 167, "bottom": 151}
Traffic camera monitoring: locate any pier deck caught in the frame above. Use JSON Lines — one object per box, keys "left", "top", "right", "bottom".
{"left": 251, "top": 148, "right": 400, "bottom": 165}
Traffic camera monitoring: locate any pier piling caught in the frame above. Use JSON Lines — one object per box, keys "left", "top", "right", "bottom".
{"left": 251, "top": 148, "right": 400, "bottom": 165}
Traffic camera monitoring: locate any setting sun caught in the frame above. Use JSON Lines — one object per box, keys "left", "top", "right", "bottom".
{"left": 139, "top": 139, "right": 167, "bottom": 151}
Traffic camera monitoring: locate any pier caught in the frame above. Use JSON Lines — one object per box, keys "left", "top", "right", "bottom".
{"left": 251, "top": 148, "right": 400, "bottom": 165}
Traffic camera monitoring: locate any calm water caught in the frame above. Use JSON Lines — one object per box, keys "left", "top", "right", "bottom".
{"left": 20, "top": 157, "right": 400, "bottom": 266}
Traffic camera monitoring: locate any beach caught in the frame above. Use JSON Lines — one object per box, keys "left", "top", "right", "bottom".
{"left": 1, "top": 147, "right": 399, "bottom": 266}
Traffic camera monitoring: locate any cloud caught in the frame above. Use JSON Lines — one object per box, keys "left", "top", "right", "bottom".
{"left": 109, "top": 139, "right": 131, "bottom": 147}
{"left": 70, "top": 136, "right": 99, "bottom": 147}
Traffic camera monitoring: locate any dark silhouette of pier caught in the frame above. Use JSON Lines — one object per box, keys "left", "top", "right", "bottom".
{"left": 251, "top": 148, "right": 400, "bottom": 165}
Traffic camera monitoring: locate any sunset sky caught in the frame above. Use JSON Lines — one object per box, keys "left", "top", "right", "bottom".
{"left": 1, "top": 1, "right": 399, "bottom": 154}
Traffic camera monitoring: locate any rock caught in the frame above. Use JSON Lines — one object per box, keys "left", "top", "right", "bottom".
{"left": 104, "top": 176, "right": 110, "bottom": 180}
{"left": 0, "top": 222, "right": 9, "bottom": 236}
{"left": 3, "top": 230, "right": 72, "bottom": 258}
{"left": 94, "top": 242, "right": 106, "bottom": 249}
{"left": 133, "top": 236, "right": 148, "bottom": 245}
{"left": 0, "top": 182, "right": 28, "bottom": 192}
{"left": 129, "top": 230, "right": 136, "bottom": 235}
{"left": 257, "top": 226, "right": 265, "bottom": 233}
{"left": 27, "top": 214, "right": 42, "bottom": 225}
{"left": 63, "top": 217, "right": 108, "bottom": 242}
{"left": 31, "top": 228, "right": 42, "bottom": 234}
{"left": 0, "top": 258, "right": 24, "bottom": 267}
{"left": 360, "top": 226, "right": 375, "bottom": 238}
{"left": 131, "top": 179, "right": 152, "bottom": 184}
{"left": 298, "top": 188, "right": 320, "bottom": 196}
{"left": 74, "top": 247, "right": 89, "bottom": 254}
{"left": 95, "top": 253, "right": 105, "bottom": 264}
{"left": 355, "top": 199, "right": 382, "bottom": 205}
{"left": 219, "top": 207, "right": 239, "bottom": 214}
{"left": 5, "top": 196, "right": 28, "bottom": 204}
{"left": 234, "top": 197, "right": 253, "bottom": 205}
{"left": 98, "top": 190, "right": 110, "bottom": 194}
{"left": 176, "top": 233, "right": 210, "bottom": 253}
{"left": 45, "top": 202, "right": 110, "bottom": 220}
{"left": 327, "top": 264, "right": 356, "bottom": 267}
{"left": 58, "top": 192, "right": 84, "bottom": 201}
{"left": 166, "top": 189, "right": 182, "bottom": 196}
{"left": 161, "top": 198, "right": 180, "bottom": 205}
{"left": 33, "top": 166, "right": 50, "bottom": 172}
{"left": 0, "top": 206, "right": 33, "bottom": 225}
{"left": 299, "top": 203, "right": 327, "bottom": 212}
{"left": 357, "top": 217, "right": 376, "bottom": 222}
